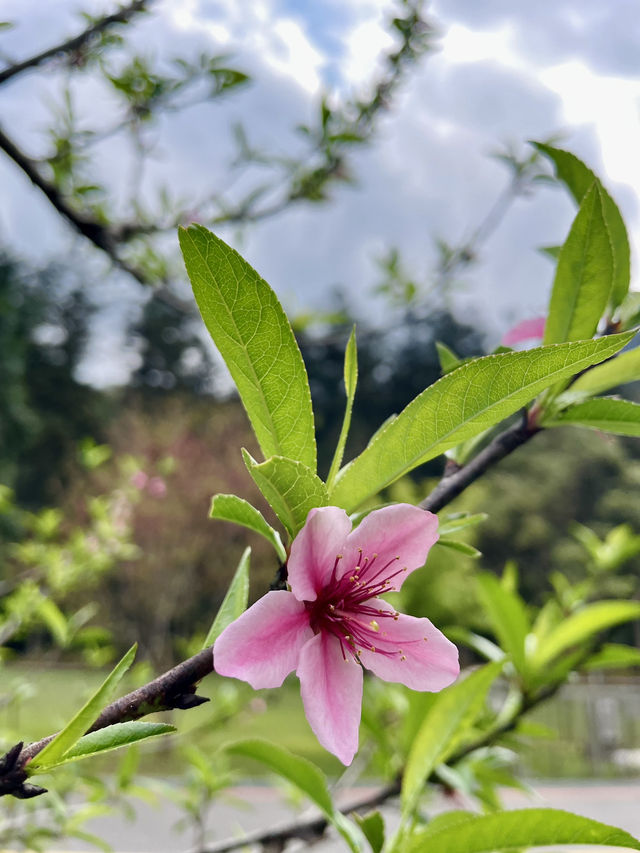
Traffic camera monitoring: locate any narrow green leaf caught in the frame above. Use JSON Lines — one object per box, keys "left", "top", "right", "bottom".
{"left": 476, "top": 573, "right": 530, "bottom": 675}
{"left": 417, "top": 810, "right": 477, "bottom": 838}
{"left": 572, "top": 346, "right": 640, "bottom": 395}
{"left": 534, "top": 143, "right": 630, "bottom": 309}
{"left": 226, "top": 738, "right": 333, "bottom": 814}
{"left": 582, "top": 643, "right": 640, "bottom": 671}
{"left": 436, "top": 341, "right": 462, "bottom": 374}
{"left": 330, "top": 332, "right": 634, "bottom": 511}
{"left": 402, "top": 662, "right": 503, "bottom": 813}
{"left": 204, "top": 546, "right": 250, "bottom": 648}
{"left": 532, "top": 601, "right": 640, "bottom": 670}
{"left": 543, "top": 183, "right": 614, "bottom": 344}
{"left": 226, "top": 739, "right": 364, "bottom": 852}
{"left": 539, "top": 244, "right": 562, "bottom": 260}
{"left": 242, "top": 450, "right": 328, "bottom": 538}
{"left": 546, "top": 397, "right": 640, "bottom": 437}
{"left": 355, "top": 811, "right": 385, "bottom": 853}
{"left": 326, "top": 326, "right": 358, "bottom": 491}
{"left": 210, "top": 494, "right": 286, "bottom": 562}
{"left": 444, "top": 628, "right": 505, "bottom": 662}
{"left": 407, "top": 808, "right": 640, "bottom": 852}
{"left": 179, "top": 225, "right": 316, "bottom": 469}
{"left": 31, "top": 645, "right": 137, "bottom": 768}
{"left": 32, "top": 723, "right": 175, "bottom": 771}
{"left": 435, "top": 539, "right": 481, "bottom": 558}
{"left": 438, "top": 513, "right": 488, "bottom": 536}
{"left": 38, "top": 599, "right": 68, "bottom": 647}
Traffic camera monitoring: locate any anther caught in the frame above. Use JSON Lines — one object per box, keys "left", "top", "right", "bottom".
{"left": 369, "top": 620, "right": 380, "bottom": 632}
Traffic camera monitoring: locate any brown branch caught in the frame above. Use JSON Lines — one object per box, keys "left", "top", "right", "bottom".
{"left": 0, "top": 123, "right": 194, "bottom": 313}
{"left": 0, "top": 0, "right": 150, "bottom": 87}
{"left": 421, "top": 415, "right": 541, "bottom": 513}
{"left": 0, "top": 645, "right": 214, "bottom": 797}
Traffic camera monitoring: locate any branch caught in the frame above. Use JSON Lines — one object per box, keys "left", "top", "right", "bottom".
{"left": 0, "top": 0, "right": 150, "bottom": 87}
{"left": 421, "top": 416, "right": 541, "bottom": 513}
{"left": 0, "top": 123, "right": 193, "bottom": 313}
{"left": 0, "top": 645, "right": 214, "bottom": 797}
{"left": 191, "top": 780, "right": 401, "bottom": 853}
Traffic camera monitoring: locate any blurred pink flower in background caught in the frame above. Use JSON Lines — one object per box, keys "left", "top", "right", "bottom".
{"left": 214, "top": 504, "right": 459, "bottom": 764}
{"left": 147, "top": 477, "right": 167, "bottom": 498}
{"left": 502, "top": 316, "right": 546, "bottom": 348}
{"left": 130, "top": 470, "right": 149, "bottom": 490}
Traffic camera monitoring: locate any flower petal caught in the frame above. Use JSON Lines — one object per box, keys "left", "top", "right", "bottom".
{"left": 297, "top": 632, "right": 363, "bottom": 765}
{"left": 214, "top": 591, "right": 313, "bottom": 689}
{"left": 288, "top": 506, "right": 352, "bottom": 601}
{"left": 502, "top": 316, "right": 546, "bottom": 347}
{"left": 341, "top": 504, "right": 438, "bottom": 591}
{"left": 358, "top": 601, "right": 459, "bottom": 691}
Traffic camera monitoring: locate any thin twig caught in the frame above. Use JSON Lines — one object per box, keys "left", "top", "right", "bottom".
{"left": 421, "top": 416, "right": 540, "bottom": 513}
{"left": 0, "top": 0, "right": 150, "bottom": 87}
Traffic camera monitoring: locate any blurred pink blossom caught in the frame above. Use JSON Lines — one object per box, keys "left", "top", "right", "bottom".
{"left": 502, "top": 316, "right": 546, "bottom": 348}
{"left": 130, "top": 471, "right": 149, "bottom": 490}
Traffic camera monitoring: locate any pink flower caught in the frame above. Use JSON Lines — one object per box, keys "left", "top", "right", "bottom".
{"left": 130, "top": 471, "right": 149, "bottom": 490}
{"left": 213, "top": 504, "right": 459, "bottom": 765}
{"left": 147, "top": 476, "right": 167, "bottom": 498}
{"left": 502, "top": 316, "right": 546, "bottom": 348}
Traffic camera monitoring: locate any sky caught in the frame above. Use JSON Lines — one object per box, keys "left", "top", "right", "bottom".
{"left": 1, "top": 0, "right": 640, "bottom": 385}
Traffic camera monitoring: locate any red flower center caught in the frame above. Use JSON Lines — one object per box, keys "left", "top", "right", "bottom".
{"left": 304, "top": 549, "right": 407, "bottom": 662}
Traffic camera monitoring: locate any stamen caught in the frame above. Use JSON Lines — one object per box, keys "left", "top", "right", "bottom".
{"left": 369, "top": 620, "right": 380, "bottom": 632}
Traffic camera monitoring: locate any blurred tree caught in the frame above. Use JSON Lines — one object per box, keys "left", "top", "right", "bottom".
{"left": 0, "top": 255, "right": 110, "bottom": 505}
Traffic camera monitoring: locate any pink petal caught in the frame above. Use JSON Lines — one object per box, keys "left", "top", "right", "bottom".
{"left": 297, "top": 632, "right": 363, "bottom": 765}
{"left": 340, "top": 504, "right": 438, "bottom": 591}
{"left": 214, "top": 591, "right": 313, "bottom": 689}
{"left": 288, "top": 507, "right": 352, "bottom": 602}
{"left": 502, "top": 316, "right": 546, "bottom": 347}
{"left": 358, "top": 601, "right": 459, "bottom": 691}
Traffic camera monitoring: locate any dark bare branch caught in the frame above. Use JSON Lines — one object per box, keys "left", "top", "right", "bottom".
{"left": 0, "top": 0, "right": 150, "bottom": 87}
{"left": 421, "top": 416, "right": 541, "bottom": 513}
{"left": 16, "top": 645, "right": 214, "bottom": 769}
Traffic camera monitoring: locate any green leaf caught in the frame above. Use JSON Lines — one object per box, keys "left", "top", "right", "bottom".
{"left": 438, "top": 513, "right": 488, "bottom": 536}
{"left": 226, "top": 738, "right": 333, "bottom": 815}
{"left": 402, "top": 662, "right": 503, "bottom": 814}
{"left": 435, "top": 539, "right": 481, "bottom": 558}
{"left": 407, "top": 808, "right": 640, "bottom": 852}
{"left": 539, "top": 244, "right": 562, "bottom": 260}
{"left": 582, "top": 643, "right": 640, "bottom": 671}
{"left": 546, "top": 397, "right": 640, "bottom": 437}
{"left": 31, "top": 645, "right": 137, "bottom": 769}
{"left": 532, "top": 601, "right": 640, "bottom": 670}
{"left": 225, "top": 739, "right": 365, "bottom": 852}
{"left": 476, "top": 573, "right": 530, "bottom": 675}
{"left": 38, "top": 599, "right": 69, "bottom": 647}
{"left": 204, "top": 546, "right": 250, "bottom": 648}
{"left": 210, "top": 494, "right": 286, "bottom": 562}
{"left": 534, "top": 143, "right": 630, "bottom": 310}
{"left": 436, "top": 341, "right": 462, "bottom": 374}
{"left": 330, "top": 332, "right": 634, "bottom": 511}
{"left": 543, "top": 182, "right": 614, "bottom": 345}
{"left": 242, "top": 450, "right": 328, "bottom": 538}
{"left": 32, "top": 723, "right": 176, "bottom": 771}
{"left": 572, "top": 346, "right": 640, "bottom": 395}
{"left": 355, "top": 811, "right": 385, "bottom": 853}
{"left": 326, "top": 326, "right": 358, "bottom": 491}
{"left": 444, "top": 628, "right": 505, "bottom": 663}
{"left": 179, "top": 225, "right": 316, "bottom": 469}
